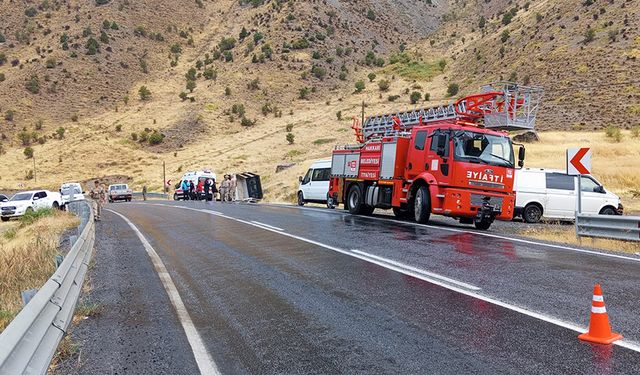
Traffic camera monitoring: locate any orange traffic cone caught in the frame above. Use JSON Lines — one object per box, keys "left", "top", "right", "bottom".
{"left": 578, "top": 284, "right": 623, "bottom": 345}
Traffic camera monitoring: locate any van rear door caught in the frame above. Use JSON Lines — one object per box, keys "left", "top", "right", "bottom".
{"left": 544, "top": 173, "right": 576, "bottom": 219}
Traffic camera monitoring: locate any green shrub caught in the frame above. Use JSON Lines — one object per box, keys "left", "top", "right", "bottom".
{"left": 24, "top": 146, "right": 34, "bottom": 159}
{"left": 0, "top": 33, "right": 5, "bottom": 43}
{"left": 388, "top": 95, "right": 400, "bottom": 102}
{"left": 56, "top": 127, "right": 66, "bottom": 139}
{"left": 25, "top": 7, "right": 37, "bottom": 17}
{"left": 447, "top": 83, "right": 459, "bottom": 97}
{"left": 378, "top": 80, "right": 390, "bottom": 91}
{"left": 336, "top": 111, "right": 342, "bottom": 120}
{"left": 186, "top": 80, "right": 196, "bottom": 93}
{"left": 86, "top": 38, "right": 99, "bottom": 55}
{"left": 0, "top": 73, "right": 5, "bottom": 82}
{"left": 20, "top": 207, "right": 55, "bottom": 225}
{"left": 170, "top": 43, "right": 182, "bottom": 54}
{"left": 410, "top": 91, "right": 422, "bottom": 104}
{"left": 354, "top": 80, "right": 365, "bottom": 93}
{"left": 366, "top": 9, "right": 375, "bottom": 21}
{"left": 25, "top": 75, "right": 40, "bottom": 94}
{"left": 115, "top": 124, "right": 122, "bottom": 132}
{"left": 311, "top": 66, "right": 326, "bottom": 80}
{"left": 368, "top": 72, "right": 377, "bottom": 82}
{"left": 286, "top": 132, "right": 295, "bottom": 144}
{"left": 231, "top": 103, "right": 245, "bottom": 116}
{"left": 299, "top": 87, "right": 310, "bottom": 99}
{"left": 100, "top": 31, "right": 109, "bottom": 44}
{"left": 225, "top": 87, "right": 231, "bottom": 96}
{"left": 203, "top": 68, "right": 217, "bottom": 80}
{"left": 584, "top": 28, "right": 595, "bottom": 43}
{"left": 604, "top": 126, "right": 621, "bottom": 142}
{"left": 45, "top": 58, "right": 56, "bottom": 68}
{"left": 148, "top": 131, "right": 165, "bottom": 145}
{"left": 131, "top": 132, "right": 138, "bottom": 141}
{"left": 501, "top": 30, "right": 510, "bottom": 43}
{"left": 139, "top": 86, "right": 151, "bottom": 100}
{"left": 218, "top": 37, "right": 236, "bottom": 51}
{"left": 241, "top": 117, "right": 255, "bottom": 127}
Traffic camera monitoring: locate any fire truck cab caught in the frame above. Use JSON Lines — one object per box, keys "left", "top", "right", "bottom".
{"left": 328, "top": 83, "right": 542, "bottom": 230}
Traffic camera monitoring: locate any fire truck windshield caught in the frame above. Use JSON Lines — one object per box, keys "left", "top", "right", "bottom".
{"left": 453, "top": 131, "right": 514, "bottom": 167}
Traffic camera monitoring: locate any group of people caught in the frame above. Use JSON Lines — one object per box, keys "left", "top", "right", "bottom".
{"left": 180, "top": 174, "right": 236, "bottom": 202}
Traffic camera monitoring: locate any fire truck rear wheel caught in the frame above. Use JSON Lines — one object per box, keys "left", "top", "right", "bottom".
{"left": 413, "top": 186, "right": 431, "bottom": 224}
{"left": 347, "top": 185, "right": 364, "bottom": 215}
{"left": 297, "top": 192, "right": 305, "bottom": 206}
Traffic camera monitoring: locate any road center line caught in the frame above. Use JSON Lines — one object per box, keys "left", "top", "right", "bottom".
{"left": 250, "top": 221, "right": 284, "bottom": 231}
{"left": 143, "top": 203, "right": 640, "bottom": 352}
{"left": 106, "top": 209, "right": 220, "bottom": 375}
{"left": 351, "top": 250, "right": 481, "bottom": 291}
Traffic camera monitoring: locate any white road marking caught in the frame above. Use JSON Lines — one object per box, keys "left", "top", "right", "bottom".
{"left": 106, "top": 209, "right": 220, "bottom": 375}
{"left": 351, "top": 250, "right": 481, "bottom": 291}
{"left": 250, "top": 221, "right": 284, "bottom": 231}
{"left": 263, "top": 203, "right": 640, "bottom": 264}
{"left": 148, "top": 204, "right": 640, "bottom": 353}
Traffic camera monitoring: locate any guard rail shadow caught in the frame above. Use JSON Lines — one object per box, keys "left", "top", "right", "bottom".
{"left": 0, "top": 200, "right": 95, "bottom": 374}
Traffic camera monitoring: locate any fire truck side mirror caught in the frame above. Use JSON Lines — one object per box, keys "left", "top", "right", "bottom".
{"left": 518, "top": 146, "right": 526, "bottom": 162}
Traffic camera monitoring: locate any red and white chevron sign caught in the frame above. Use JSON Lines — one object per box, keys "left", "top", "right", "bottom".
{"left": 567, "top": 148, "right": 592, "bottom": 175}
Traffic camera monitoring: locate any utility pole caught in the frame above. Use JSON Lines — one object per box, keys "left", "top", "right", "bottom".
{"left": 361, "top": 100, "right": 365, "bottom": 126}
{"left": 33, "top": 154, "right": 36, "bottom": 184}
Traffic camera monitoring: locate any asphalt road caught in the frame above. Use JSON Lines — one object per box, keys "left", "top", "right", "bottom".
{"left": 63, "top": 201, "right": 640, "bottom": 374}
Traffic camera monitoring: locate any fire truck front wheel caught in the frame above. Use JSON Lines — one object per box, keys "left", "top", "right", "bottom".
{"left": 474, "top": 219, "right": 492, "bottom": 230}
{"left": 347, "top": 185, "right": 366, "bottom": 215}
{"left": 413, "top": 186, "right": 431, "bottom": 224}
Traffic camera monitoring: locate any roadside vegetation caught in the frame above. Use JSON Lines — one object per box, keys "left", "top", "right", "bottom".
{"left": 517, "top": 224, "right": 640, "bottom": 254}
{"left": 0, "top": 209, "right": 78, "bottom": 332}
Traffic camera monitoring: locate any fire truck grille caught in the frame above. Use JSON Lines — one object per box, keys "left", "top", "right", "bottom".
{"left": 469, "top": 180, "right": 505, "bottom": 189}
{"left": 470, "top": 195, "right": 503, "bottom": 208}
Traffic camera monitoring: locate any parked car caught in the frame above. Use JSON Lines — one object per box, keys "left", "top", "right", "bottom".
{"left": 514, "top": 168, "right": 622, "bottom": 223}
{"left": 60, "top": 182, "right": 85, "bottom": 206}
{"left": 173, "top": 170, "right": 217, "bottom": 200}
{"left": 0, "top": 190, "right": 63, "bottom": 222}
{"left": 108, "top": 184, "right": 132, "bottom": 203}
{"left": 297, "top": 160, "right": 333, "bottom": 208}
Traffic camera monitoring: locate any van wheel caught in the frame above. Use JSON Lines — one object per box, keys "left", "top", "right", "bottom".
{"left": 347, "top": 185, "right": 364, "bottom": 215}
{"left": 297, "top": 192, "right": 305, "bottom": 206}
{"left": 599, "top": 206, "right": 616, "bottom": 215}
{"left": 523, "top": 204, "right": 543, "bottom": 223}
{"left": 474, "top": 219, "right": 492, "bottom": 230}
{"left": 326, "top": 193, "right": 335, "bottom": 209}
{"left": 173, "top": 193, "right": 179, "bottom": 201}
{"left": 414, "top": 186, "right": 431, "bottom": 224}
{"left": 52, "top": 202, "right": 59, "bottom": 210}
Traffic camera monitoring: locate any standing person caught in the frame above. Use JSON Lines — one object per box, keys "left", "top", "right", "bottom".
{"left": 220, "top": 175, "right": 229, "bottom": 202}
{"left": 189, "top": 180, "right": 196, "bottom": 201}
{"left": 181, "top": 179, "right": 190, "bottom": 201}
{"left": 89, "top": 180, "right": 106, "bottom": 221}
{"left": 204, "top": 178, "right": 211, "bottom": 202}
{"left": 142, "top": 185, "right": 147, "bottom": 201}
{"left": 211, "top": 178, "right": 218, "bottom": 202}
{"left": 229, "top": 174, "right": 237, "bottom": 202}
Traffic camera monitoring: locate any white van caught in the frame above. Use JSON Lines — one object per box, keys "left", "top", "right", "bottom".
{"left": 297, "top": 160, "right": 332, "bottom": 207}
{"left": 514, "top": 168, "right": 622, "bottom": 223}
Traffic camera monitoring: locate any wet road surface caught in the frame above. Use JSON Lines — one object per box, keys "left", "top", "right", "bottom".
{"left": 68, "top": 201, "right": 640, "bottom": 374}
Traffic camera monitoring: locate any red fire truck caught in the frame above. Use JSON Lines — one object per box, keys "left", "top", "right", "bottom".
{"left": 328, "top": 82, "right": 543, "bottom": 230}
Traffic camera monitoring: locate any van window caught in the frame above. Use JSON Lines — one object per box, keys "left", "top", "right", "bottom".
{"left": 414, "top": 131, "right": 427, "bottom": 150}
{"left": 312, "top": 168, "right": 331, "bottom": 182}
{"left": 580, "top": 177, "right": 600, "bottom": 192}
{"left": 545, "top": 173, "right": 574, "bottom": 190}
{"left": 301, "top": 169, "right": 312, "bottom": 185}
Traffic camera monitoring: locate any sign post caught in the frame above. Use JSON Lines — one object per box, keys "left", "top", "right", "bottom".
{"left": 567, "top": 147, "right": 592, "bottom": 239}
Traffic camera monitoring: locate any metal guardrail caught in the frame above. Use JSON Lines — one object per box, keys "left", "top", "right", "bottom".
{"left": 0, "top": 201, "right": 95, "bottom": 374}
{"left": 577, "top": 214, "right": 640, "bottom": 242}
{"left": 132, "top": 192, "right": 169, "bottom": 199}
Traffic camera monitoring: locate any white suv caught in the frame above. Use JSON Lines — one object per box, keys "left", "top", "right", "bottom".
{"left": 0, "top": 190, "right": 63, "bottom": 222}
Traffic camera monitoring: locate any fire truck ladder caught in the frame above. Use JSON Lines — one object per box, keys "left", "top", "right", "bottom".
{"left": 360, "top": 82, "right": 543, "bottom": 142}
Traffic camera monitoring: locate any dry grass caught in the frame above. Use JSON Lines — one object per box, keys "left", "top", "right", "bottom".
{"left": 518, "top": 225, "right": 640, "bottom": 255}
{"left": 0, "top": 211, "right": 78, "bottom": 332}
{"left": 523, "top": 131, "right": 640, "bottom": 213}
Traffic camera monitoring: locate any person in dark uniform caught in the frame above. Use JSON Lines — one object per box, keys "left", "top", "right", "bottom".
{"left": 204, "top": 178, "right": 211, "bottom": 202}
{"left": 189, "top": 180, "right": 196, "bottom": 200}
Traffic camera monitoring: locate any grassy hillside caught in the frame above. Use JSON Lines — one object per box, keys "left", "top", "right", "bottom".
{"left": 0, "top": 0, "right": 638, "bottom": 206}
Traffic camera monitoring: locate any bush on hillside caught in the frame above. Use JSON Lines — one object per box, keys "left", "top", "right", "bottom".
{"left": 410, "top": 91, "right": 422, "bottom": 104}
{"left": 447, "top": 83, "right": 459, "bottom": 97}
{"left": 24, "top": 147, "right": 34, "bottom": 159}
{"left": 139, "top": 86, "right": 152, "bottom": 100}
{"left": 354, "top": 80, "right": 365, "bottom": 93}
